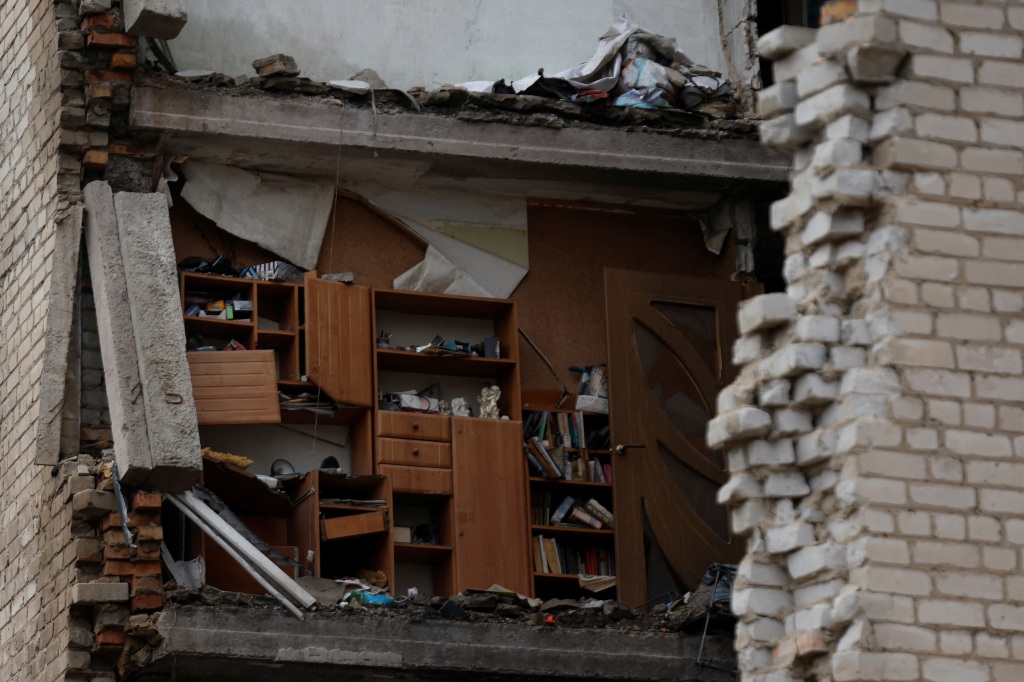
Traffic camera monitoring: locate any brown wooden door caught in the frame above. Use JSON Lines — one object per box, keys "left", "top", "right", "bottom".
{"left": 304, "top": 273, "right": 374, "bottom": 407}
{"left": 605, "top": 268, "right": 745, "bottom": 608}
{"left": 451, "top": 417, "right": 532, "bottom": 594}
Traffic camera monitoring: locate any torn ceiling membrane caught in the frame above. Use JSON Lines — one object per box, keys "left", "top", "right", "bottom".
{"left": 180, "top": 161, "right": 335, "bottom": 270}
{"left": 351, "top": 187, "right": 529, "bottom": 299}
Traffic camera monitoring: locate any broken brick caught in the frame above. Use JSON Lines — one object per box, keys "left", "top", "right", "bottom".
{"left": 111, "top": 53, "right": 137, "bottom": 70}
{"left": 94, "top": 630, "right": 126, "bottom": 648}
{"left": 131, "top": 492, "right": 162, "bottom": 512}
{"left": 134, "top": 525, "right": 163, "bottom": 542}
{"left": 131, "top": 594, "right": 164, "bottom": 612}
{"left": 108, "top": 141, "right": 156, "bottom": 157}
{"left": 87, "top": 32, "right": 139, "bottom": 49}
{"left": 88, "top": 82, "right": 114, "bottom": 100}
{"left": 130, "top": 575, "right": 162, "bottom": 596}
{"left": 85, "top": 69, "right": 133, "bottom": 82}
{"left": 103, "top": 544, "right": 133, "bottom": 561}
{"left": 83, "top": 149, "right": 109, "bottom": 169}
{"left": 104, "top": 560, "right": 160, "bottom": 577}
{"left": 252, "top": 53, "right": 299, "bottom": 77}
{"left": 81, "top": 13, "right": 118, "bottom": 31}
{"left": 75, "top": 538, "right": 103, "bottom": 564}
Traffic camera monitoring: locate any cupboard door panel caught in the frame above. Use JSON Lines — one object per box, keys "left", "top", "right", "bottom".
{"left": 451, "top": 418, "right": 531, "bottom": 594}
{"left": 187, "top": 350, "right": 280, "bottom": 425}
{"left": 304, "top": 274, "right": 373, "bottom": 406}
{"left": 380, "top": 464, "right": 453, "bottom": 495}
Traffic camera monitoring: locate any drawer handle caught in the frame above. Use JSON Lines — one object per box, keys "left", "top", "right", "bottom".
{"left": 412, "top": 449, "right": 419, "bottom": 456}
{"left": 412, "top": 422, "right": 420, "bottom": 430}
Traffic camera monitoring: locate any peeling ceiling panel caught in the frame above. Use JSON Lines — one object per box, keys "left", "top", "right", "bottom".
{"left": 180, "top": 161, "right": 335, "bottom": 269}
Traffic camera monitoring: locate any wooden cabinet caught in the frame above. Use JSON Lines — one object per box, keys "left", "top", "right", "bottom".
{"left": 304, "top": 273, "right": 374, "bottom": 406}
{"left": 371, "top": 289, "right": 529, "bottom": 596}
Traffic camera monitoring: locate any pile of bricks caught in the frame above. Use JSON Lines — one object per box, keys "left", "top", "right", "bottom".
{"left": 68, "top": 456, "right": 166, "bottom": 679}
{"left": 713, "top": 1, "right": 1023, "bottom": 681}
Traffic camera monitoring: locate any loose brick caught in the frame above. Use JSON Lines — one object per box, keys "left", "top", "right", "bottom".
{"left": 131, "top": 593, "right": 165, "bottom": 612}
{"left": 86, "top": 32, "right": 139, "bottom": 49}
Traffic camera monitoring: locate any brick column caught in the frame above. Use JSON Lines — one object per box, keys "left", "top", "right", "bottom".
{"left": 713, "top": 1, "right": 1023, "bottom": 681}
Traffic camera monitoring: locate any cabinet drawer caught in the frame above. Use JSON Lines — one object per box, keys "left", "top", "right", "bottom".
{"left": 380, "top": 464, "right": 453, "bottom": 495}
{"left": 377, "top": 411, "right": 451, "bottom": 442}
{"left": 379, "top": 438, "right": 452, "bottom": 468}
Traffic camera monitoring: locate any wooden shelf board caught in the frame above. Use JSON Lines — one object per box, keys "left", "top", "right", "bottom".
{"left": 531, "top": 524, "right": 614, "bottom": 537}
{"left": 528, "top": 477, "right": 612, "bottom": 489}
{"left": 319, "top": 502, "right": 387, "bottom": 512}
{"left": 394, "top": 542, "right": 453, "bottom": 564}
{"left": 377, "top": 349, "right": 515, "bottom": 377}
{"left": 254, "top": 330, "right": 297, "bottom": 349}
{"left": 182, "top": 315, "right": 254, "bottom": 335}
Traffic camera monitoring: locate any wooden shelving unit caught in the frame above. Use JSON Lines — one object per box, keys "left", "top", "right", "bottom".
{"left": 371, "top": 288, "right": 530, "bottom": 596}
{"left": 522, "top": 389, "right": 617, "bottom": 601}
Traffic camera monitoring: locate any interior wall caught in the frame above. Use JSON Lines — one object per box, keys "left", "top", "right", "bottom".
{"left": 169, "top": 194, "right": 738, "bottom": 404}
{"left": 515, "top": 203, "right": 734, "bottom": 393}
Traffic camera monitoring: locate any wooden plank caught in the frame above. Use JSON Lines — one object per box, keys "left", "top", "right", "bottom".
{"left": 305, "top": 274, "right": 374, "bottom": 406}
{"left": 451, "top": 417, "right": 531, "bottom": 595}
{"left": 187, "top": 350, "right": 280, "bottom": 425}
{"left": 320, "top": 510, "right": 388, "bottom": 541}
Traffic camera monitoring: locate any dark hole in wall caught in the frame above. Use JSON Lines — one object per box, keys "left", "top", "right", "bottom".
{"left": 753, "top": 202, "right": 786, "bottom": 293}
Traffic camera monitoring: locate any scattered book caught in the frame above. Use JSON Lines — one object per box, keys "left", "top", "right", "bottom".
{"left": 583, "top": 498, "right": 614, "bottom": 528}
{"left": 568, "top": 506, "right": 603, "bottom": 529}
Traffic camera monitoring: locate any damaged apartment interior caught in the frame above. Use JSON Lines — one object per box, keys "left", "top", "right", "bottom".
{"left": 5, "top": 1, "right": 794, "bottom": 680}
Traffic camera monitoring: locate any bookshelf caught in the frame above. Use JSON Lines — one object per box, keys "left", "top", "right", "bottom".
{"left": 522, "top": 389, "right": 617, "bottom": 601}
{"left": 371, "top": 289, "right": 530, "bottom": 596}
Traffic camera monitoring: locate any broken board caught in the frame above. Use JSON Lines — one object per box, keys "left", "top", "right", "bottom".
{"left": 187, "top": 350, "right": 281, "bottom": 425}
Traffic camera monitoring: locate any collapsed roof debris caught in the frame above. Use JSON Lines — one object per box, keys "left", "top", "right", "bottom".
{"left": 153, "top": 19, "right": 756, "bottom": 141}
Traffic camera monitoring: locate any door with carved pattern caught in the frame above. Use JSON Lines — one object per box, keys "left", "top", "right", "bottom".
{"left": 605, "top": 268, "right": 746, "bottom": 608}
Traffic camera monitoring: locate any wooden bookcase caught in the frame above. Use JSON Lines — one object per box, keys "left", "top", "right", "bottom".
{"left": 178, "top": 274, "right": 533, "bottom": 598}
{"left": 180, "top": 272, "right": 309, "bottom": 388}
{"left": 522, "top": 389, "right": 617, "bottom": 601}
{"left": 371, "top": 289, "right": 530, "bottom": 596}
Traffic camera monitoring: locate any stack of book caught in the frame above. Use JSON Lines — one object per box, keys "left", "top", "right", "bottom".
{"left": 531, "top": 494, "right": 614, "bottom": 530}
{"left": 522, "top": 409, "right": 612, "bottom": 483}
{"left": 532, "top": 534, "right": 616, "bottom": 576}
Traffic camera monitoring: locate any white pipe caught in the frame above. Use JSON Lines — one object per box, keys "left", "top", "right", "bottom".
{"left": 167, "top": 494, "right": 306, "bottom": 619}
{"left": 179, "top": 490, "right": 316, "bottom": 609}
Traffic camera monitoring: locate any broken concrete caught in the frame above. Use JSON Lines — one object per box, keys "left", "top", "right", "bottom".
{"left": 35, "top": 205, "right": 84, "bottom": 465}
{"left": 146, "top": 604, "right": 735, "bottom": 681}
{"left": 123, "top": 0, "right": 187, "bottom": 39}
{"left": 113, "top": 192, "right": 201, "bottom": 492}
{"left": 252, "top": 53, "right": 299, "bottom": 77}
{"left": 83, "top": 181, "right": 154, "bottom": 485}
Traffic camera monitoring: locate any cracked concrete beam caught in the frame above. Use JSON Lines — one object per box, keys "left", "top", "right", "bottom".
{"left": 123, "top": 0, "right": 187, "bottom": 39}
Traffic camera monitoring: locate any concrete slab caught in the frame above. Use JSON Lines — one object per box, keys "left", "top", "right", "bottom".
{"left": 83, "top": 181, "right": 154, "bottom": 484}
{"left": 113, "top": 192, "right": 201, "bottom": 492}
{"left": 130, "top": 86, "right": 791, "bottom": 186}
{"left": 35, "top": 205, "right": 83, "bottom": 465}
{"left": 146, "top": 605, "right": 735, "bottom": 682}
{"left": 123, "top": 0, "right": 187, "bottom": 39}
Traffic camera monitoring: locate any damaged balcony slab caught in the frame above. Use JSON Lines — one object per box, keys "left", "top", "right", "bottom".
{"left": 141, "top": 604, "right": 734, "bottom": 682}
{"left": 130, "top": 86, "right": 789, "bottom": 203}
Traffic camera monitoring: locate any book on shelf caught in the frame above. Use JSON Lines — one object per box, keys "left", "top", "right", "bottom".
{"left": 603, "top": 463, "right": 613, "bottom": 484}
{"left": 533, "top": 535, "right": 546, "bottom": 573}
{"left": 567, "top": 506, "right": 603, "bottom": 529}
{"left": 549, "top": 495, "right": 575, "bottom": 524}
{"left": 526, "top": 438, "right": 561, "bottom": 479}
{"left": 582, "top": 498, "right": 614, "bottom": 528}
{"left": 523, "top": 443, "right": 548, "bottom": 477}
{"left": 542, "top": 536, "right": 562, "bottom": 574}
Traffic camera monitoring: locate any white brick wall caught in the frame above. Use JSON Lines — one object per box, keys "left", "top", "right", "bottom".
{"left": 721, "top": 1, "right": 1024, "bottom": 680}
{"left": 1, "top": 0, "right": 77, "bottom": 680}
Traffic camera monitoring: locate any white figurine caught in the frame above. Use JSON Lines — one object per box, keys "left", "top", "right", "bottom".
{"left": 478, "top": 385, "right": 501, "bottom": 419}
{"left": 451, "top": 397, "right": 471, "bottom": 417}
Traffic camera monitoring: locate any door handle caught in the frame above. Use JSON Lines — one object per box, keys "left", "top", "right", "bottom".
{"left": 615, "top": 443, "right": 645, "bottom": 456}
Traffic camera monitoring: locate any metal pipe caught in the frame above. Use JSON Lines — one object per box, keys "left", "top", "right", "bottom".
{"left": 167, "top": 494, "right": 305, "bottom": 620}
{"left": 178, "top": 489, "right": 316, "bottom": 609}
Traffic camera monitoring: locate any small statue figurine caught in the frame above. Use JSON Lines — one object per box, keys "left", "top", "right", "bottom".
{"left": 451, "top": 397, "right": 471, "bottom": 417}
{"left": 478, "top": 385, "right": 501, "bottom": 419}
{"left": 438, "top": 399, "right": 451, "bottom": 416}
